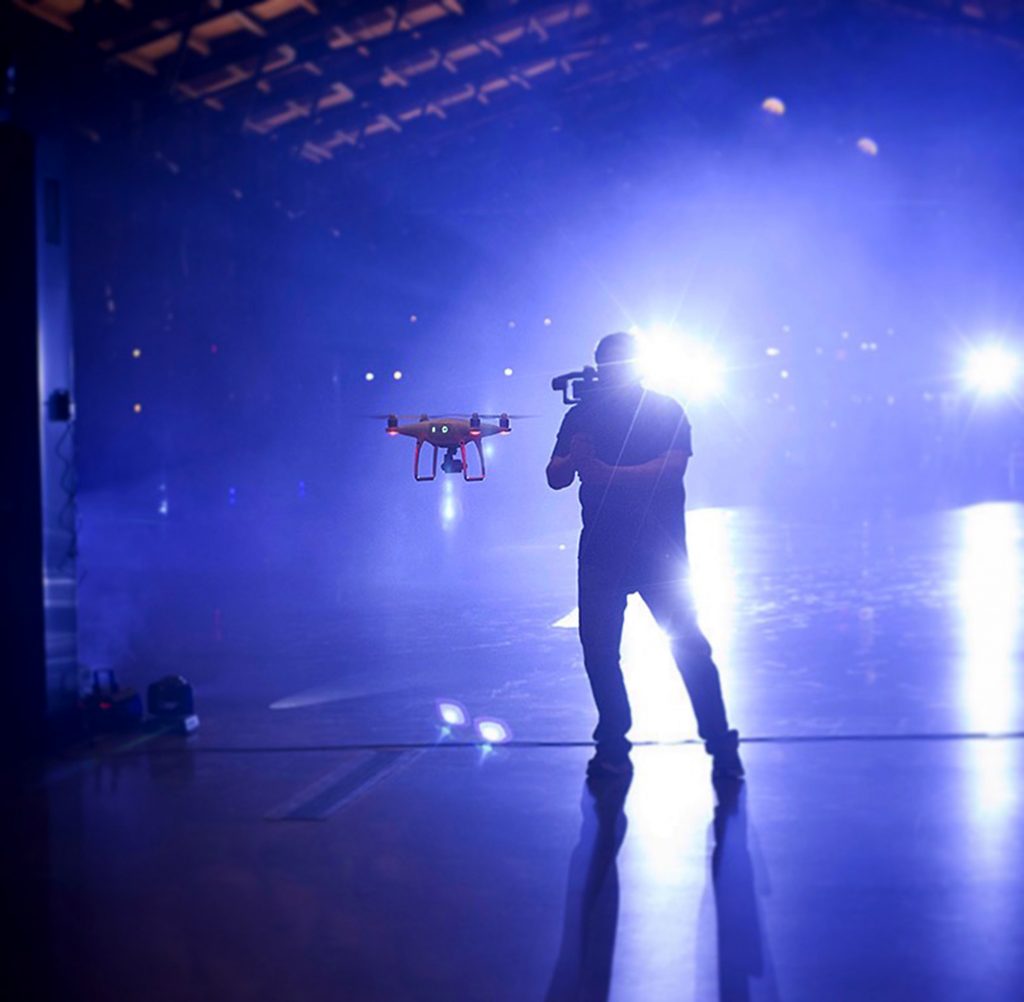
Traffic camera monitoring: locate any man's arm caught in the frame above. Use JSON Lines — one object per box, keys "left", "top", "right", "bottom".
{"left": 546, "top": 451, "right": 576, "bottom": 490}
{"left": 547, "top": 411, "right": 579, "bottom": 490}
{"left": 576, "top": 448, "right": 689, "bottom": 487}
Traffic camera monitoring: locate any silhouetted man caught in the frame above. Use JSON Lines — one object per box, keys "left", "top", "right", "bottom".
{"left": 547, "top": 332, "right": 743, "bottom": 782}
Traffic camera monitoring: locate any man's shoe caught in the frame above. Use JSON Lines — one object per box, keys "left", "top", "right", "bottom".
{"left": 708, "top": 729, "right": 745, "bottom": 782}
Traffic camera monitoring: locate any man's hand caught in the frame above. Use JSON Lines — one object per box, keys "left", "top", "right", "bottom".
{"left": 571, "top": 435, "right": 614, "bottom": 486}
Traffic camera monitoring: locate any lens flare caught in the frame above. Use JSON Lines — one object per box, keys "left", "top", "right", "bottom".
{"left": 637, "top": 326, "right": 725, "bottom": 402}
{"left": 964, "top": 345, "right": 1019, "bottom": 395}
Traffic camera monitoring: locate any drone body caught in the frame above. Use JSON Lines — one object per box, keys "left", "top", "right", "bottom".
{"left": 383, "top": 412, "right": 512, "bottom": 481}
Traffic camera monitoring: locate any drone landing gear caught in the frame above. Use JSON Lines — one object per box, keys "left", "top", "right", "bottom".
{"left": 459, "top": 440, "right": 486, "bottom": 482}
{"left": 414, "top": 440, "right": 438, "bottom": 481}
{"left": 415, "top": 441, "right": 486, "bottom": 481}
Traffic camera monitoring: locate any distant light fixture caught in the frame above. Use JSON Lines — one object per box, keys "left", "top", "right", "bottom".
{"left": 409, "top": 314, "right": 418, "bottom": 323}
{"left": 364, "top": 371, "right": 375, "bottom": 381}
{"left": 503, "top": 367, "right": 514, "bottom": 376}
{"left": 857, "top": 137, "right": 879, "bottom": 156}
{"left": 210, "top": 343, "right": 219, "bottom": 354}
{"left": 766, "top": 346, "right": 780, "bottom": 357}
{"left": 507, "top": 320, "right": 516, "bottom": 329}
{"left": 392, "top": 370, "right": 403, "bottom": 380}
{"left": 780, "top": 370, "right": 790, "bottom": 379}
{"left": 133, "top": 402, "right": 142, "bottom": 413}
{"left": 543, "top": 317, "right": 552, "bottom": 326}
{"left": 762, "top": 96, "right": 786, "bottom": 116}
{"left": 132, "top": 348, "right": 142, "bottom": 359}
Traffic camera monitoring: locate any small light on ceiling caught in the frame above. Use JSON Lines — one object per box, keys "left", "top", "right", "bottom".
{"left": 762, "top": 96, "right": 786, "bottom": 116}
{"left": 507, "top": 320, "right": 516, "bottom": 329}
{"left": 409, "top": 314, "right": 418, "bottom": 323}
{"left": 766, "top": 346, "right": 780, "bottom": 357}
{"left": 392, "top": 370, "right": 403, "bottom": 380}
{"left": 364, "top": 371, "right": 375, "bottom": 382}
{"left": 132, "top": 348, "right": 142, "bottom": 358}
{"left": 133, "top": 402, "right": 142, "bottom": 414}
{"left": 857, "top": 137, "right": 879, "bottom": 156}
{"left": 543, "top": 317, "right": 552, "bottom": 326}
{"left": 503, "top": 367, "right": 514, "bottom": 376}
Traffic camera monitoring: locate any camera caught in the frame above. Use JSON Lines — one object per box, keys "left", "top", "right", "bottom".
{"left": 551, "top": 365, "right": 598, "bottom": 405}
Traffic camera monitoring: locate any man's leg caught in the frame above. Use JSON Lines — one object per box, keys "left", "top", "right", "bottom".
{"left": 578, "top": 561, "right": 632, "bottom": 761}
{"left": 639, "top": 569, "right": 739, "bottom": 769}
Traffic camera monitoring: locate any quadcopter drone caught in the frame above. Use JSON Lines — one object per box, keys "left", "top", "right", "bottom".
{"left": 377, "top": 412, "right": 520, "bottom": 481}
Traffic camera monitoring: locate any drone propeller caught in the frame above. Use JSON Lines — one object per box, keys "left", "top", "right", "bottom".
{"left": 475, "top": 413, "right": 537, "bottom": 420}
{"left": 366, "top": 412, "right": 537, "bottom": 421}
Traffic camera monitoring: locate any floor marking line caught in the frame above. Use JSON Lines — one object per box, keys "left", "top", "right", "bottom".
{"left": 266, "top": 749, "right": 421, "bottom": 822}
{"left": 78, "top": 729, "right": 1024, "bottom": 762}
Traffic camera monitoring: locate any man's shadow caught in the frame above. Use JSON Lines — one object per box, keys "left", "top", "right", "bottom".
{"left": 546, "top": 772, "right": 773, "bottom": 1002}
{"left": 707, "top": 777, "right": 775, "bottom": 1002}
{"left": 545, "top": 775, "right": 632, "bottom": 1002}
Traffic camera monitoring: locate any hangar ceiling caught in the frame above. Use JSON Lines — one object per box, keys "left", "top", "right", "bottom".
{"left": 8, "top": 0, "right": 1024, "bottom": 165}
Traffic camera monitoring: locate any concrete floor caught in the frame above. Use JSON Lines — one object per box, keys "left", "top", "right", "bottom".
{"left": 12, "top": 504, "right": 1024, "bottom": 1000}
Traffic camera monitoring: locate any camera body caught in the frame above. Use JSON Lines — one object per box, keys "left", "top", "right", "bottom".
{"left": 551, "top": 365, "right": 598, "bottom": 405}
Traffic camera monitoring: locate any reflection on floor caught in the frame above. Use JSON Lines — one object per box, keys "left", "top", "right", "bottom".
{"left": 13, "top": 504, "right": 1024, "bottom": 1000}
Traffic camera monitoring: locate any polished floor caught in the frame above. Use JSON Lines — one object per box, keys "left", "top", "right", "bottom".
{"left": 14, "top": 504, "right": 1024, "bottom": 1000}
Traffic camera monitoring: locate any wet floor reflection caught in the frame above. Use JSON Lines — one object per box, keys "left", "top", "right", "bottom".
{"left": 955, "top": 503, "right": 1023, "bottom": 733}
{"left": 547, "top": 759, "right": 776, "bottom": 1002}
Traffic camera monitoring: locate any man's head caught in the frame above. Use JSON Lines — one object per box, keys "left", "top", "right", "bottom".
{"left": 594, "top": 331, "right": 643, "bottom": 386}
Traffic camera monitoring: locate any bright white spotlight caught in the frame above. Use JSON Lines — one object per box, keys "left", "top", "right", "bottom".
{"left": 638, "top": 326, "right": 725, "bottom": 402}
{"left": 475, "top": 718, "right": 510, "bottom": 744}
{"left": 964, "top": 345, "right": 1019, "bottom": 395}
{"left": 437, "top": 700, "right": 468, "bottom": 727}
